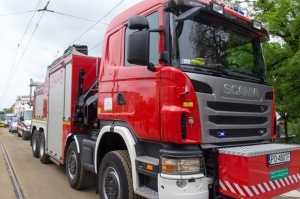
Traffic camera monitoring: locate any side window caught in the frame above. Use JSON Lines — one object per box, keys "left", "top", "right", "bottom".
{"left": 106, "top": 30, "right": 122, "bottom": 66}
{"left": 124, "top": 12, "right": 159, "bottom": 66}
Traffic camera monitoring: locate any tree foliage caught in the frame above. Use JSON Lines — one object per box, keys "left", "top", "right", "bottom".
{"left": 3, "top": 108, "right": 12, "bottom": 114}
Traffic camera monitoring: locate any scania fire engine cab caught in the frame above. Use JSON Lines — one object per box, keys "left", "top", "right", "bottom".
{"left": 30, "top": 0, "right": 300, "bottom": 199}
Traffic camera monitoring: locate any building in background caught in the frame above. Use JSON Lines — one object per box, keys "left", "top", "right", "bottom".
{"left": 11, "top": 95, "right": 31, "bottom": 115}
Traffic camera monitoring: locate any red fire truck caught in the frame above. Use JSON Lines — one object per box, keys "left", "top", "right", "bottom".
{"left": 30, "top": 0, "right": 300, "bottom": 198}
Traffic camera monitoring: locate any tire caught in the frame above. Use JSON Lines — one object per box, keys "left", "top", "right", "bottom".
{"left": 17, "top": 131, "right": 21, "bottom": 137}
{"left": 8, "top": 128, "right": 11, "bottom": 132}
{"left": 22, "top": 130, "right": 26, "bottom": 140}
{"left": 32, "top": 130, "right": 40, "bottom": 158}
{"left": 66, "top": 141, "right": 95, "bottom": 190}
{"left": 39, "top": 132, "right": 51, "bottom": 164}
{"left": 99, "top": 150, "right": 136, "bottom": 199}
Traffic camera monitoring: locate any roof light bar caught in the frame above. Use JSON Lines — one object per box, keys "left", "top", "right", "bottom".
{"left": 234, "top": 7, "right": 245, "bottom": 15}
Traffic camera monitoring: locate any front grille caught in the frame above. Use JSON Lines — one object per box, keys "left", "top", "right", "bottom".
{"left": 209, "top": 116, "right": 267, "bottom": 125}
{"left": 207, "top": 101, "right": 268, "bottom": 113}
{"left": 204, "top": 101, "right": 271, "bottom": 141}
{"left": 210, "top": 128, "right": 267, "bottom": 138}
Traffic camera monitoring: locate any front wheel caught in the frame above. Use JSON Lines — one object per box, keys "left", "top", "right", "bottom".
{"left": 99, "top": 150, "right": 135, "bottom": 199}
{"left": 66, "top": 141, "right": 95, "bottom": 190}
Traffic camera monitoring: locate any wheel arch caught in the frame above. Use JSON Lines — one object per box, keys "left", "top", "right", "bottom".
{"left": 63, "top": 134, "right": 90, "bottom": 165}
{"left": 95, "top": 125, "right": 138, "bottom": 190}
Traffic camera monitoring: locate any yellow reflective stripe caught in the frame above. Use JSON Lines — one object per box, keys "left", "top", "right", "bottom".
{"left": 63, "top": 121, "right": 71, "bottom": 125}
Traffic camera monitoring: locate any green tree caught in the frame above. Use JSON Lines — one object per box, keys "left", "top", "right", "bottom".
{"left": 249, "top": 0, "right": 300, "bottom": 143}
{"left": 3, "top": 108, "right": 12, "bottom": 114}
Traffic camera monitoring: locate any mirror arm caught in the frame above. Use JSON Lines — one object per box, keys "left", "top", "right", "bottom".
{"left": 149, "top": 28, "right": 164, "bottom": 33}
{"left": 146, "top": 62, "right": 156, "bottom": 72}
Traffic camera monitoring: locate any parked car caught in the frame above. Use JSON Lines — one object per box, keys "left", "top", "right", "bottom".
{"left": 0, "top": 120, "right": 3, "bottom": 127}
{"left": 17, "top": 107, "right": 32, "bottom": 140}
{"left": 8, "top": 117, "right": 18, "bottom": 133}
{"left": 4, "top": 113, "right": 17, "bottom": 128}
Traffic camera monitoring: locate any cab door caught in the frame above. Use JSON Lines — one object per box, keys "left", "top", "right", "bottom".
{"left": 116, "top": 9, "right": 162, "bottom": 141}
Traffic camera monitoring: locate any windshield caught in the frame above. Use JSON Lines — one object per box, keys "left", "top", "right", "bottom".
{"left": 12, "top": 117, "right": 18, "bottom": 122}
{"left": 169, "top": 13, "right": 267, "bottom": 83}
{"left": 25, "top": 111, "right": 32, "bottom": 120}
{"left": 5, "top": 115, "right": 14, "bottom": 120}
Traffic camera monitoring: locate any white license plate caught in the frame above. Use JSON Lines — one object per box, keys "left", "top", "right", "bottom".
{"left": 268, "top": 152, "right": 290, "bottom": 166}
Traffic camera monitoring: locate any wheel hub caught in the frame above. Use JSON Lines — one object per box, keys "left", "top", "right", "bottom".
{"left": 68, "top": 152, "right": 77, "bottom": 179}
{"left": 103, "top": 168, "right": 120, "bottom": 199}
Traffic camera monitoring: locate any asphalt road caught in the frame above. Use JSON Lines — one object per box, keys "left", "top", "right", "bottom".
{"left": 0, "top": 127, "right": 299, "bottom": 199}
{"left": 0, "top": 127, "right": 98, "bottom": 199}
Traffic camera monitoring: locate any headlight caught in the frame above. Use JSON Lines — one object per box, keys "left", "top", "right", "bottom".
{"left": 161, "top": 157, "right": 204, "bottom": 175}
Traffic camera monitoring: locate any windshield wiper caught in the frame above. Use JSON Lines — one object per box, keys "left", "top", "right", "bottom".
{"left": 227, "top": 68, "right": 265, "bottom": 82}
{"left": 180, "top": 62, "right": 229, "bottom": 76}
{"left": 200, "top": 66, "right": 229, "bottom": 76}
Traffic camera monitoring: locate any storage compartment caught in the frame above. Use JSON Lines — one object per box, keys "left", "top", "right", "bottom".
{"left": 218, "top": 144, "right": 300, "bottom": 199}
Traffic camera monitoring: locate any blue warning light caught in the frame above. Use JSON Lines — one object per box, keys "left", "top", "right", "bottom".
{"left": 218, "top": 131, "right": 226, "bottom": 137}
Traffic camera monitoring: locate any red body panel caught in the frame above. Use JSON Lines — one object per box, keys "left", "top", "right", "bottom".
{"left": 160, "top": 67, "right": 201, "bottom": 143}
{"left": 219, "top": 148, "right": 300, "bottom": 198}
{"left": 62, "top": 123, "right": 71, "bottom": 163}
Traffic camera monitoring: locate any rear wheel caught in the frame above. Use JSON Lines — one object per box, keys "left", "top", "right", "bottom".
{"left": 66, "top": 141, "right": 95, "bottom": 190}
{"left": 32, "top": 130, "right": 40, "bottom": 158}
{"left": 99, "top": 150, "right": 135, "bottom": 199}
{"left": 39, "top": 132, "right": 51, "bottom": 164}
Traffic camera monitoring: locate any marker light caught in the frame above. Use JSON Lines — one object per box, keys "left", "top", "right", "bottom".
{"left": 212, "top": 2, "right": 224, "bottom": 15}
{"left": 252, "top": 20, "right": 262, "bottom": 30}
{"left": 218, "top": 131, "right": 226, "bottom": 137}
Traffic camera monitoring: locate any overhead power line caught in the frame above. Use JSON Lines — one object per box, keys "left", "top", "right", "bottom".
{"left": 0, "top": 0, "right": 43, "bottom": 105}
{"left": 0, "top": 0, "right": 46, "bottom": 105}
{"left": 62, "top": 0, "right": 124, "bottom": 53}
{"left": 0, "top": 39, "right": 58, "bottom": 52}
{"left": 37, "top": 8, "right": 107, "bottom": 24}
{"left": 0, "top": 10, "right": 35, "bottom": 16}
{"left": 89, "top": 41, "right": 104, "bottom": 52}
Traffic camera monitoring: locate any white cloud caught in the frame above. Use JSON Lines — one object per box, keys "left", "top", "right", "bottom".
{"left": 0, "top": 0, "right": 142, "bottom": 110}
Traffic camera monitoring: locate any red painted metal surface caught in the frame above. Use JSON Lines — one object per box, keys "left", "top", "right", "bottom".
{"left": 219, "top": 149, "right": 300, "bottom": 198}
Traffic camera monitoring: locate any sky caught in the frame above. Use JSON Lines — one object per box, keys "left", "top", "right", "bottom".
{"left": 0, "top": 0, "right": 142, "bottom": 110}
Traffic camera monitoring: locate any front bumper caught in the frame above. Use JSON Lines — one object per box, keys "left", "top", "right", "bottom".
{"left": 158, "top": 174, "right": 212, "bottom": 199}
{"left": 11, "top": 127, "right": 18, "bottom": 132}
{"left": 23, "top": 129, "right": 31, "bottom": 138}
